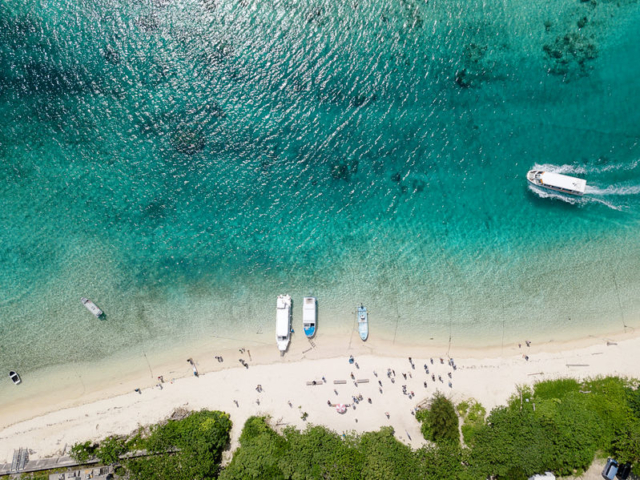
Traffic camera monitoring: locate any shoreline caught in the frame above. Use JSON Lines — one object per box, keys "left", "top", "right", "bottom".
{"left": 0, "top": 327, "right": 638, "bottom": 463}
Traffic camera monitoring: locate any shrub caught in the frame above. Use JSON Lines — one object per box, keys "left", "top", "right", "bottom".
{"left": 69, "top": 441, "right": 97, "bottom": 463}
{"left": 415, "top": 408, "right": 431, "bottom": 441}
{"left": 127, "top": 410, "right": 231, "bottom": 480}
{"left": 457, "top": 398, "right": 486, "bottom": 446}
{"left": 96, "top": 436, "right": 127, "bottom": 464}
{"left": 415, "top": 393, "right": 459, "bottom": 446}
{"left": 428, "top": 393, "right": 460, "bottom": 446}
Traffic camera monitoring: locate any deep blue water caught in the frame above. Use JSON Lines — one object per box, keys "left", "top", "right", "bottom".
{"left": 2, "top": 0, "right": 640, "bottom": 379}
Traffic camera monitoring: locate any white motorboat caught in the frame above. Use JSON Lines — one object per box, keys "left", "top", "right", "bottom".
{"left": 276, "top": 295, "right": 292, "bottom": 354}
{"left": 358, "top": 305, "right": 368, "bottom": 341}
{"left": 527, "top": 170, "right": 586, "bottom": 196}
{"left": 81, "top": 297, "right": 103, "bottom": 318}
{"left": 302, "top": 297, "right": 317, "bottom": 338}
{"left": 9, "top": 371, "right": 21, "bottom": 385}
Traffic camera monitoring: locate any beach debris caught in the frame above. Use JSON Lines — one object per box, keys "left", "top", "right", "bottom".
{"left": 170, "top": 408, "right": 190, "bottom": 421}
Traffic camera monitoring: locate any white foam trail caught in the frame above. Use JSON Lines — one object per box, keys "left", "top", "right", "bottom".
{"left": 527, "top": 184, "right": 581, "bottom": 205}
{"left": 531, "top": 163, "right": 586, "bottom": 175}
{"left": 528, "top": 184, "right": 623, "bottom": 210}
{"left": 532, "top": 158, "right": 640, "bottom": 176}
{"left": 592, "top": 157, "right": 640, "bottom": 173}
{"left": 586, "top": 197, "right": 623, "bottom": 211}
{"left": 586, "top": 184, "right": 640, "bottom": 195}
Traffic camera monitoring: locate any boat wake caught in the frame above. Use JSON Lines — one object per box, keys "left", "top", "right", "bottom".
{"left": 532, "top": 159, "right": 640, "bottom": 176}
{"left": 585, "top": 184, "right": 640, "bottom": 196}
{"left": 529, "top": 162, "right": 639, "bottom": 211}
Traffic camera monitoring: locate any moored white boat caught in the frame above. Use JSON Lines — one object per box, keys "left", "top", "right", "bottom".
{"left": 357, "top": 305, "right": 368, "bottom": 341}
{"left": 302, "top": 297, "right": 317, "bottom": 338}
{"left": 81, "top": 297, "right": 103, "bottom": 318}
{"left": 276, "top": 295, "right": 292, "bottom": 354}
{"left": 9, "top": 371, "right": 21, "bottom": 385}
{"left": 527, "top": 170, "right": 586, "bottom": 196}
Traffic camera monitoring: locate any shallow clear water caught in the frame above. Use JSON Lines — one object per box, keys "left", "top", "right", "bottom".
{"left": 2, "top": 0, "right": 640, "bottom": 382}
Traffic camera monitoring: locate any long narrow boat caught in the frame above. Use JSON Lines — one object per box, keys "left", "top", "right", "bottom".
{"left": 527, "top": 170, "right": 586, "bottom": 196}
{"left": 81, "top": 297, "right": 103, "bottom": 318}
{"left": 357, "top": 305, "right": 368, "bottom": 341}
{"left": 302, "top": 297, "right": 317, "bottom": 338}
{"left": 276, "top": 295, "right": 292, "bottom": 354}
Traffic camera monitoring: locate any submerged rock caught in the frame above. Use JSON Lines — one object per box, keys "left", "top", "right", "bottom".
{"left": 331, "top": 160, "right": 359, "bottom": 182}
{"left": 454, "top": 43, "right": 490, "bottom": 88}
{"left": 543, "top": 33, "right": 598, "bottom": 75}
{"left": 454, "top": 69, "right": 472, "bottom": 88}
{"left": 171, "top": 125, "right": 206, "bottom": 155}
{"left": 207, "top": 41, "right": 234, "bottom": 64}
{"left": 136, "top": 14, "right": 160, "bottom": 33}
{"left": 102, "top": 45, "right": 121, "bottom": 65}
{"left": 349, "top": 93, "right": 377, "bottom": 108}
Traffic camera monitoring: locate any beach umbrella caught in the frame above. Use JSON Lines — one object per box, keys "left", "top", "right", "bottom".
{"left": 336, "top": 404, "right": 347, "bottom": 414}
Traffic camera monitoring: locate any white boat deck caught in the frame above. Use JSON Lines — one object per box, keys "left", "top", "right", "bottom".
{"left": 276, "top": 295, "right": 292, "bottom": 352}
{"left": 81, "top": 298, "right": 103, "bottom": 317}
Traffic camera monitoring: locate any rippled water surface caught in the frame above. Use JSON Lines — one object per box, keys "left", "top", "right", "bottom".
{"left": 2, "top": 0, "right": 640, "bottom": 379}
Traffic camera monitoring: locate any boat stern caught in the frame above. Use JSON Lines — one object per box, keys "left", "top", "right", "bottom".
{"left": 304, "top": 324, "right": 316, "bottom": 338}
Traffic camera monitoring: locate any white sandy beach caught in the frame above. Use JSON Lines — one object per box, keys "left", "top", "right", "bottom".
{"left": 0, "top": 328, "right": 638, "bottom": 465}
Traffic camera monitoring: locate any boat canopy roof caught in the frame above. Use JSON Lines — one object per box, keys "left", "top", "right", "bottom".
{"left": 540, "top": 172, "right": 586, "bottom": 194}
{"left": 276, "top": 313, "right": 289, "bottom": 336}
{"left": 303, "top": 297, "right": 316, "bottom": 322}
{"left": 276, "top": 295, "right": 290, "bottom": 336}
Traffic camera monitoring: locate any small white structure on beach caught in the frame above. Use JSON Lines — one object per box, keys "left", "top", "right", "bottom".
{"left": 276, "top": 294, "right": 292, "bottom": 354}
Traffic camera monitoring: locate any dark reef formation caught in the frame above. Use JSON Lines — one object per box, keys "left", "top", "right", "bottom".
{"left": 135, "top": 14, "right": 160, "bottom": 33}
{"left": 171, "top": 124, "right": 206, "bottom": 155}
{"left": 543, "top": 33, "right": 598, "bottom": 76}
{"left": 102, "top": 45, "right": 121, "bottom": 65}
{"left": 454, "top": 43, "right": 489, "bottom": 88}
{"left": 331, "top": 159, "right": 359, "bottom": 182}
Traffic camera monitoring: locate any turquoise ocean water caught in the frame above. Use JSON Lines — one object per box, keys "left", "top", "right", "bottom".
{"left": 2, "top": 0, "right": 640, "bottom": 391}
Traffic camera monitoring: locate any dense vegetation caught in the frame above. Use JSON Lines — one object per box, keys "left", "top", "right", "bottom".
{"left": 69, "top": 410, "right": 232, "bottom": 480}
{"left": 223, "top": 376, "right": 640, "bottom": 479}
{"left": 415, "top": 392, "right": 459, "bottom": 446}
{"left": 65, "top": 376, "right": 639, "bottom": 479}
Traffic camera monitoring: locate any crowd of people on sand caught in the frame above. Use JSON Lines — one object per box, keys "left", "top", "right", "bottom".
{"left": 312, "top": 354, "right": 460, "bottom": 424}
{"left": 130, "top": 343, "right": 534, "bottom": 425}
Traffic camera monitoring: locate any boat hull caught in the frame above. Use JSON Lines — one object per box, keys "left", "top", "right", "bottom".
{"left": 276, "top": 295, "right": 292, "bottom": 353}
{"left": 357, "top": 306, "right": 368, "bottom": 341}
{"left": 302, "top": 296, "right": 317, "bottom": 338}
{"left": 527, "top": 179, "right": 584, "bottom": 197}
{"left": 81, "top": 297, "right": 103, "bottom": 318}
{"left": 527, "top": 170, "right": 586, "bottom": 196}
